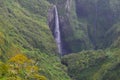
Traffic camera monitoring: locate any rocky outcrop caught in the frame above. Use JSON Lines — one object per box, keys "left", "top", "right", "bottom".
{"left": 48, "top": 5, "right": 55, "bottom": 36}
{"left": 48, "top": 0, "right": 93, "bottom": 54}
{"left": 59, "top": 0, "right": 93, "bottom": 53}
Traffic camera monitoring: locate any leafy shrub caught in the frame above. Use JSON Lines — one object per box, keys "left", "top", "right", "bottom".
{"left": 0, "top": 54, "right": 47, "bottom": 80}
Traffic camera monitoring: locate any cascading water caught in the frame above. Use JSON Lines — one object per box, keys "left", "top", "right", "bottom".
{"left": 54, "top": 5, "right": 62, "bottom": 55}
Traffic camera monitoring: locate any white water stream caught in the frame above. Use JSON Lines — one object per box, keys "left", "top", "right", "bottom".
{"left": 54, "top": 5, "right": 62, "bottom": 54}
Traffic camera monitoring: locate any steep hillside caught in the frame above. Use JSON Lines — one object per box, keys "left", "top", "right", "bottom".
{"left": 0, "top": 0, "right": 71, "bottom": 80}
{"left": 62, "top": 48, "right": 120, "bottom": 80}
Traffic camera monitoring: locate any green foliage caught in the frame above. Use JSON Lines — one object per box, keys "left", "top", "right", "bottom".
{"left": 0, "top": 0, "right": 71, "bottom": 80}
{"left": 17, "top": 0, "right": 51, "bottom": 17}
{"left": 105, "top": 22, "right": 120, "bottom": 48}
{"left": 0, "top": 61, "right": 8, "bottom": 78}
{"left": 1, "top": 0, "right": 120, "bottom": 80}
{"left": 24, "top": 50, "right": 70, "bottom": 80}
{"left": 0, "top": 54, "right": 47, "bottom": 80}
{"left": 62, "top": 49, "right": 120, "bottom": 80}
{"left": 0, "top": 0, "right": 57, "bottom": 54}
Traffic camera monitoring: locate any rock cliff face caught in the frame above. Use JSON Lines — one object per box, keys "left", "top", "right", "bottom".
{"left": 48, "top": 0, "right": 120, "bottom": 54}
{"left": 48, "top": 5, "right": 55, "bottom": 36}
{"left": 75, "top": 0, "right": 120, "bottom": 49}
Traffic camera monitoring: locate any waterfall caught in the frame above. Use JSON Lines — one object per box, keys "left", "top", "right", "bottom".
{"left": 54, "top": 5, "right": 62, "bottom": 55}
